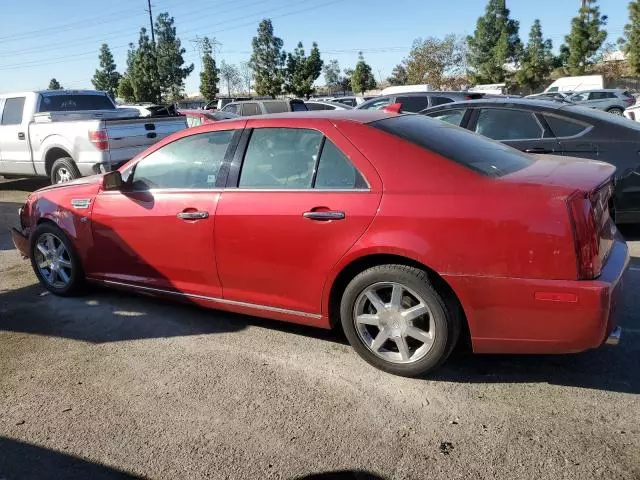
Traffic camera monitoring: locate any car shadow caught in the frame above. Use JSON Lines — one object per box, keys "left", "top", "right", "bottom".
{"left": 295, "top": 472, "right": 387, "bottom": 480}
{"left": 619, "top": 224, "right": 640, "bottom": 242}
{"left": 0, "top": 177, "right": 49, "bottom": 192}
{"left": 0, "top": 436, "right": 143, "bottom": 480}
{"left": 0, "top": 201, "right": 23, "bottom": 251}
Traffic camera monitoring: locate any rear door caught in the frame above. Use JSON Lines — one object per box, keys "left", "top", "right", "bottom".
{"left": 214, "top": 119, "right": 382, "bottom": 316}
{"left": 469, "top": 107, "right": 561, "bottom": 154}
{"left": 0, "top": 96, "right": 34, "bottom": 175}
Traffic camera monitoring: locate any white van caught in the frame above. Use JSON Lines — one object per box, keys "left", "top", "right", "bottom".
{"left": 379, "top": 84, "right": 432, "bottom": 96}
{"left": 544, "top": 75, "right": 604, "bottom": 93}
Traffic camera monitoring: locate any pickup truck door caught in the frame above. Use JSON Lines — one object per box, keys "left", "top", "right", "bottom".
{"left": 0, "top": 95, "right": 35, "bottom": 175}
{"left": 87, "top": 128, "right": 241, "bottom": 299}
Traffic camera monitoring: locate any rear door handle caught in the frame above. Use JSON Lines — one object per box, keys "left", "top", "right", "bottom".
{"left": 17, "top": 132, "right": 25, "bottom": 140}
{"left": 524, "top": 147, "right": 551, "bottom": 154}
{"left": 303, "top": 210, "right": 345, "bottom": 221}
{"left": 177, "top": 211, "right": 209, "bottom": 220}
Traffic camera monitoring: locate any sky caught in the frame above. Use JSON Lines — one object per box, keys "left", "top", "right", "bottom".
{"left": 0, "top": 0, "right": 630, "bottom": 95}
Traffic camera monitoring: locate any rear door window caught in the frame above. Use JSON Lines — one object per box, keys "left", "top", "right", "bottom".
{"left": 426, "top": 108, "right": 467, "bottom": 127}
{"left": 314, "top": 139, "right": 367, "bottom": 189}
{"left": 371, "top": 114, "right": 533, "bottom": 177}
{"left": 223, "top": 104, "right": 238, "bottom": 114}
{"left": 305, "top": 102, "right": 331, "bottom": 111}
{"left": 542, "top": 115, "right": 589, "bottom": 137}
{"left": 396, "top": 95, "right": 430, "bottom": 112}
{"left": 290, "top": 101, "right": 308, "bottom": 112}
{"left": 360, "top": 97, "right": 392, "bottom": 110}
{"left": 429, "top": 96, "right": 455, "bottom": 107}
{"left": 1, "top": 97, "right": 26, "bottom": 125}
{"left": 263, "top": 102, "right": 288, "bottom": 114}
{"left": 241, "top": 103, "right": 261, "bottom": 116}
{"left": 474, "top": 108, "right": 544, "bottom": 140}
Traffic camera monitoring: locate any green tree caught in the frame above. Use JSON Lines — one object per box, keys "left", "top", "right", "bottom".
{"left": 467, "top": 0, "right": 522, "bottom": 84}
{"left": 155, "top": 12, "right": 194, "bottom": 102}
{"left": 340, "top": 68, "right": 353, "bottom": 93}
{"left": 284, "top": 41, "right": 323, "bottom": 98}
{"left": 514, "top": 20, "right": 555, "bottom": 94}
{"left": 351, "top": 53, "right": 377, "bottom": 95}
{"left": 91, "top": 43, "right": 121, "bottom": 100}
{"left": 219, "top": 61, "right": 240, "bottom": 98}
{"left": 405, "top": 35, "right": 465, "bottom": 87}
{"left": 199, "top": 37, "right": 219, "bottom": 102}
{"left": 249, "top": 19, "right": 286, "bottom": 98}
{"left": 48, "top": 78, "right": 62, "bottom": 90}
{"left": 387, "top": 63, "right": 408, "bottom": 86}
{"left": 117, "top": 76, "right": 136, "bottom": 102}
{"left": 560, "top": 0, "right": 608, "bottom": 75}
{"left": 239, "top": 62, "right": 253, "bottom": 94}
{"left": 129, "top": 29, "right": 160, "bottom": 103}
{"left": 622, "top": 1, "right": 640, "bottom": 74}
{"left": 323, "top": 59, "right": 341, "bottom": 94}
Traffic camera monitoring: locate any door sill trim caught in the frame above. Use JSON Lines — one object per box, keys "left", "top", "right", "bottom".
{"left": 94, "top": 278, "right": 322, "bottom": 319}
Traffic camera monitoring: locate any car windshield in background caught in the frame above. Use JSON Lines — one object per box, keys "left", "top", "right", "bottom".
{"left": 563, "top": 104, "right": 640, "bottom": 131}
{"left": 371, "top": 114, "right": 533, "bottom": 177}
{"left": 38, "top": 94, "right": 115, "bottom": 112}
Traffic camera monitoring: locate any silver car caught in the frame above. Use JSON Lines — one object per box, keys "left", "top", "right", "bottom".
{"left": 566, "top": 89, "right": 635, "bottom": 115}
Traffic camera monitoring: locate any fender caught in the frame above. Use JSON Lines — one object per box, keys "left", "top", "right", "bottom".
{"left": 33, "top": 133, "right": 75, "bottom": 175}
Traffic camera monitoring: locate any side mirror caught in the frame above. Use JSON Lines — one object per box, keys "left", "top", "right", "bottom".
{"left": 102, "top": 170, "right": 123, "bottom": 190}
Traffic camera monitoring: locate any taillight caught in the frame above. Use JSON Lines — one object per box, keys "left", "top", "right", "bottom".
{"left": 89, "top": 129, "right": 109, "bottom": 151}
{"left": 566, "top": 192, "right": 600, "bottom": 279}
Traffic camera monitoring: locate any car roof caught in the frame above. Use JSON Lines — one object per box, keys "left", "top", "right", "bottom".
{"left": 225, "top": 110, "right": 397, "bottom": 123}
{"left": 230, "top": 99, "right": 302, "bottom": 104}
{"left": 425, "top": 97, "right": 564, "bottom": 110}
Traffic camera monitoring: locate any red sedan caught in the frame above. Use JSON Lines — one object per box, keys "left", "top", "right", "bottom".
{"left": 11, "top": 111, "right": 628, "bottom": 376}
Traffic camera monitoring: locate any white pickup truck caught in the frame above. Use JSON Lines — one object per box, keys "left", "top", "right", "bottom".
{"left": 0, "top": 90, "right": 187, "bottom": 184}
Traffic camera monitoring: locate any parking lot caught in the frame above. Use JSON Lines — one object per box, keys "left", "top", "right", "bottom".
{"left": 1, "top": 177, "right": 639, "bottom": 480}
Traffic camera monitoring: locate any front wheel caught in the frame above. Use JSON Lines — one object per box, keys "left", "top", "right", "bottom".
{"left": 30, "top": 223, "right": 85, "bottom": 296}
{"left": 340, "top": 265, "right": 460, "bottom": 377}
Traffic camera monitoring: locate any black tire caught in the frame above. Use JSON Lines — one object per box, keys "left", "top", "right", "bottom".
{"left": 30, "top": 222, "right": 85, "bottom": 296}
{"left": 340, "top": 265, "right": 460, "bottom": 377}
{"left": 50, "top": 157, "right": 80, "bottom": 184}
{"left": 607, "top": 107, "right": 624, "bottom": 116}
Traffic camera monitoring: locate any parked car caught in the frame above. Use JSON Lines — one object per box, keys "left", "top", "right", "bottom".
{"left": 221, "top": 99, "right": 308, "bottom": 116}
{"left": 304, "top": 100, "right": 353, "bottom": 111}
{"left": 623, "top": 102, "right": 640, "bottom": 122}
{"left": 203, "top": 97, "right": 252, "bottom": 111}
{"left": 356, "top": 91, "right": 485, "bottom": 113}
{"left": 524, "top": 92, "right": 572, "bottom": 103}
{"left": 179, "top": 109, "right": 240, "bottom": 127}
{"left": 565, "top": 89, "right": 635, "bottom": 115}
{"left": 11, "top": 111, "right": 627, "bottom": 377}
{"left": 544, "top": 75, "right": 605, "bottom": 93}
{"left": 422, "top": 98, "right": 640, "bottom": 223}
{"left": 329, "top": 96, "right": 374, "bottom": 107}
{"left": 0, "top": 90, "right": 187, "bottom": 184}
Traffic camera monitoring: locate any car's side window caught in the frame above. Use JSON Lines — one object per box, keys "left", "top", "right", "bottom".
{"left": 570, "top": 93, "right": 588, "bottom": 102}
{"left": 361, "top": 97, "right": 392, "bottom": 110}
{"left": 224, "top": 104, "right": 238, "bottom": 114}
{"left": 131, "top": 130, "right": 235, "bottom": 190}
{"left": 238, "top": 128, "right": 323, "bottom": 189}
{"left": 474, "top": 108, "right": 544, "bottom": 140}
{"left": 429, "top": 96, "right": 455, "bottom": 107}
{"left": 185, "top": 116, "right": 202, "bottom": 128}
{"left": 314, "top": 139, "right": 367, "bottom": 189}
{"left": 543, "top": 115, "right": 589, "bottom": 138}
{"left": 1, "top": 97, "right": 26, "bottom": 125}
{"left": 396, "top": 95, "right": 430, "bottom": 112}
{"left": 427, "top": 109, "right": 466, "bottom": 127}
{"left": 241, "top": 103, "right": 261, "bottom": 116}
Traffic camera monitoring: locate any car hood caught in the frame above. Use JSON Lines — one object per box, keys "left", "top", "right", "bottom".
{"left": 36, "top": 174, "right": 104, "bottom": 194}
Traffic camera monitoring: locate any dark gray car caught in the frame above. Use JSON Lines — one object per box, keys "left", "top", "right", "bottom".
{"left": 423, "top": 98, "right": 640, "bottom": 224}
{"left": 355, "top": 91, "right": 485, "bottom": 113}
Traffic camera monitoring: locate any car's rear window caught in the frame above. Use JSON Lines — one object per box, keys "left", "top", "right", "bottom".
{"left": 371, "top": 114, "right": 534, "bottom": 177}
{"left": 38, "top": 94, "right": 115, "bottom": 112}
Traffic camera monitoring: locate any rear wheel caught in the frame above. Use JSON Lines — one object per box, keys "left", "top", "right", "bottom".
{"left": 50, "top": 157, "right": 80, "bottom": 184}
{"left": 607, "top": 107, "right": 624, "bottom": 116}
{"left": 340, "top": 265, "right": 460, "bottom": 377}
{"left": 30, "top": 223, "right": 85, "bottom": 296}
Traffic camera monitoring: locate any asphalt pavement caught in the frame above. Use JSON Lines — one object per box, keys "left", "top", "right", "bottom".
{"left": 1, "top": 177, "right": 639, "bottom": 480}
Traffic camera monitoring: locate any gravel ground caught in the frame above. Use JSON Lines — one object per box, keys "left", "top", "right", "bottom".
{"left": 1, "top": 177, "right": 639, "bottom": 480}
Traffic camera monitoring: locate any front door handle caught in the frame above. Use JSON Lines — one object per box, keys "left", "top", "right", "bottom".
{"left": 303, "top": 210, "right": 345, "bottom": 221}
{"left": 17, "top": 132, "right": 25, "bottom": 140}
{"left": 177, "top": 211, "right": 209, "bottom": 220}
{"left": 524, "top": 147, "right": 551, "bottom": 154}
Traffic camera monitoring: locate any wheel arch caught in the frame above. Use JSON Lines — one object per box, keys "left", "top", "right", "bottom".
{"left": 325, "top": 252, "right": 471, "bottom": 350}
{"left": 44, "top": 147, "right": 74, "bottom": 177}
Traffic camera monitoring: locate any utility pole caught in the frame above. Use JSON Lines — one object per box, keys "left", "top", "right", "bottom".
{"left": 146, "top": 0, "right": 155, "bottom": 45}
{"left": 145, "top": 0, "right": 160, "bottom": 103}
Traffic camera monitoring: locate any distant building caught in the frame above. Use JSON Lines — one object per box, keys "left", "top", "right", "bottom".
{"left": 603, "top": 50, "right": 626, "bottom": 63}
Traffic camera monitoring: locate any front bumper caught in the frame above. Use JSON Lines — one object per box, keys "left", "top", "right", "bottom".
{"left": 11, "top": 227, "right": 29, "bottom": 258}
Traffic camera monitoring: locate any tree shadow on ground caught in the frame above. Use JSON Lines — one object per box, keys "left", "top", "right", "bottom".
{"left": 0, "top": 436, "right": 143, "bottom": 480}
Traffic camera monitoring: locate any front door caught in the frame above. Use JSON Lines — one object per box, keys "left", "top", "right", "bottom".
{"left": 0, "top": 96, "right": 34, "bottom": 175}
{"left": 87, "top": 129, "right": 238, "bottom": 298}
{"left": 469, "top": 107, "right": 561, "bottom": 155}
{"left": 215, "top": 121, "right": 382, "bottom": 316}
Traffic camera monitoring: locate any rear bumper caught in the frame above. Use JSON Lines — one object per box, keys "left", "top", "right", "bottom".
{"left": 11, "top": 227, "right": 29, "bottom": 258}
{"left": 445, "top": 237, "right": 629, "bottom": 354}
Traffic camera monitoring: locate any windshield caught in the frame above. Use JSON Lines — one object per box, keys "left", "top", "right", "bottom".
{"left": 371, "top": 114, "right": 534, "bottom": 177}
{"left": 38, "top": 94, "right": 115, "bottom": 112}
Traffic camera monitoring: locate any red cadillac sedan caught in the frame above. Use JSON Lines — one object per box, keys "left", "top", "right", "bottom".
{"left": 11, "top": 111, "right": 628, "bottom": 376}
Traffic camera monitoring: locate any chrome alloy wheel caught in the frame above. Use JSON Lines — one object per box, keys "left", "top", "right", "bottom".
{"left": 353, "top": 282, "right": 435, "bottom": 364}
{"left": 56, "top": 167, "right": 72, "bottom": 183}
{"left": 34, "top": 233, "right": 73, "bottom": 288}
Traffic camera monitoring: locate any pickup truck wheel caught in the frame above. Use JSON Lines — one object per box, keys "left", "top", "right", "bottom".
{"left": 30, "top": 223, "right": 85, "bottom": 296}
{"left": 340, "top": 265, "right": 460, "bottom": 377}
{"left": 50, "top": 157, "right": 80, "bottom": 184}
